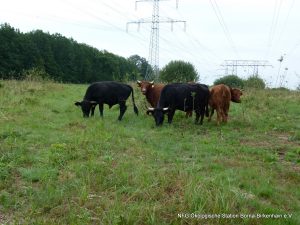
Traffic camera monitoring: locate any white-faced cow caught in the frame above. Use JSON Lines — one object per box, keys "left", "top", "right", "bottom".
{"left": 147, "top": 83, "right": 209, "bottom": 126}
{"left": 75, "top": 81, "right": 138, "bottom": 120}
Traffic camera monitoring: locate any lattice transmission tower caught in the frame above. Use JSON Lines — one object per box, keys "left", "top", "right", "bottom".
{"left": 127, "top": 0, "right": 186, "bottom": 80}
{"left": 221, "top": 60, "right": 272, "bottom": 76}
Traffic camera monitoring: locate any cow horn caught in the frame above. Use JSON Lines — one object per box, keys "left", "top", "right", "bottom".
{"left": 147, "top": 107, "right": 154, "bottom": 111}
{"left": 90, "top": 101, "right": 97, "bottom": 104}
{"left": 150, "top": 80, "right": 154, "bottom": 85}
{"left": 163, "top": 107, "right": 169, "bottom": 111}
{"left": 137, "top": 80, "right": 142, "bottom": 84}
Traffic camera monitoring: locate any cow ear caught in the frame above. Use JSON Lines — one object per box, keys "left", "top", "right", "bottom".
{"left": 75, "top": 101, "right": 81, "bottom": 106}
{"left": 137, "top": 80, "right": 142, "bottom": 86}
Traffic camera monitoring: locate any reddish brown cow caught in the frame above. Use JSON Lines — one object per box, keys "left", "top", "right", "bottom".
{"left": 208, "top": 84, "right": 243, "bottom": 125}
{"left": 137, "top": 80, "right": 193, "bottom": 117}
{"left": 137, "top": 80, "right": 164, "bottom": 107}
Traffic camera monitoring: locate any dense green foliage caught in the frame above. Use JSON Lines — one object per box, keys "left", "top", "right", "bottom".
{"left": 244, "top": 75, "right": 266, "bottom": 89}
{"left": 214, "top": 75, "right": 268, "bottom": 90}
{"left": 0, "top": 23, "right": 142, "bottom": 83}
{"left": 0, "top": 79, "right": 299, "bottom": 224}
{"left": 128, "top": 55, "right": 152, "bottom": 80}
{"left": 160, "top": 60, "right": 199, "bottom": 82}
{"left": 214, "top": 75, "right": 245, "bottom": 89}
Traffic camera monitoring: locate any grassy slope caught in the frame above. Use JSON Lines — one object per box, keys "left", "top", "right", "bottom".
{"left": 0, "top": 80, "right": 299, "bottom": 225}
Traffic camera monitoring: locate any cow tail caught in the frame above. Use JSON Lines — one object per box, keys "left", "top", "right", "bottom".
{"left": 130, "top": 86, "right": 139, "bottom": 115}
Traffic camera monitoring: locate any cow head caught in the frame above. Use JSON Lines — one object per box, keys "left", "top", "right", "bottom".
{"left": 147, "top": 107, "right": 169, "bottom": 126}
{"left": 75, "top": 100, "right": 97, "bottom": 117}
{"left": 230, "top": 88, "right": 243, "bottom": 103}
{"left": 137, "top": 80, "right": 154, "bottom": 95}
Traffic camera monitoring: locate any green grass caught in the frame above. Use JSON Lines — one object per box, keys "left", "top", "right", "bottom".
{"left": 0, "top": 80, "right": 299, "bottom": 224}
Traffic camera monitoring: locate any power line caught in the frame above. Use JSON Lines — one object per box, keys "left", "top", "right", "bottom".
{"left": 127, "top": 0, "right": 186, "bottom": 80}
{"left": 286, "top": 39, "right": 300, "bottom": 58}
{"left": 159, "top": 33, "right": 215, "bottom": 73}
{"left": 208, "top": 0, "right": 239, "bottom": 58}
{"left": 61, "top": 0, "right": 151, "bottom": 51}
{"left": 159, "top": 4, "right": 223, "bottom": 64}
{"left": 265, "top": 0, "right": 284, "bottom": 58}
{"left": 276, "top": 0, "right": 296, "bottom": 46}
{"left": 221, "top": 60, "right": 272, "bottom": 76}
{"left": 99, "top": 0, "right": 137, "bottom": 21}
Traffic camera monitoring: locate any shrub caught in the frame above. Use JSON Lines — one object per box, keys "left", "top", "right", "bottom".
{"left": 244, "top": 75, "right": 266, "bottom": 89}
{"left": 22, "top": 67, "right": 50, "bottom": 82}
{"left": 160, "top": 60, "right": 198, "bottom": 82}
{"left": 213, "top": 75, "right": 244, "bottom": 88}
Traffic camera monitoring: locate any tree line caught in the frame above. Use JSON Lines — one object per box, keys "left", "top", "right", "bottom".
{"left": 1, "top": 23, "right": 237, "bottom": 85}
{"left": 0, "top": 23, "right": 152, "bottom": 83}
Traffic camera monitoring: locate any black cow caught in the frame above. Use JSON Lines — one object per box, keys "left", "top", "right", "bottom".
{"left": 147, "top": 83, "right": 209, "bottom": 126}
{"left": 75, "top": 81, "right": 139, "bottom": 120}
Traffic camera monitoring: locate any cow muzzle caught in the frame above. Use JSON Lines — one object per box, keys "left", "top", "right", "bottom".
{"left": 142, "top": 89, "right": 147, "bottom": 95}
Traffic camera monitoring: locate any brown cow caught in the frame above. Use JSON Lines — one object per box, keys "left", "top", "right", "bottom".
{"left": 137, "top": 80, "right": 164, "bottom": 107}
{"left": 208, "top": 84, "right": 243, "bottom": 125}
{"left": 137, "top": 80, "right": 193, "bottom": 117}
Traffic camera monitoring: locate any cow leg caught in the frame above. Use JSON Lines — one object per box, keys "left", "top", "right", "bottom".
{"left": 221, "top": 107, "right": 226, "bottom": 122}
{"left": 91, "top": 105, "right": 96, "bottom": 117}
{"left": 118, "top": 101, "right": 127, "bottom": 121}
{"left": 223, "top": 102, "right": 230, "bottom": 122}
{"left": 99, "top": 103, "right": 104, "bottom": 117}
{"left": 195, "top": 108, "right": 205, "bottom": 125}
{"left": 167, "top": 110, "right": 175, "bottom": 124}
{"left": 208, "top": 108, "right": 214, "bottom": 122}
{"left": 185, "top": 111, "right": 192, "bottom": 118}
{"left": 199, "top": 109, "right": 205, "bottom": 125}
{"left": 195, "top": 110, "right": 200, "bottom": 124}
{"left": 216, "top": 108, "right": 222, "bottom": 125}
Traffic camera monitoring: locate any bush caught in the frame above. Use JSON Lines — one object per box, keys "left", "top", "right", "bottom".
{"left": 244, "top": 75, "right": 266, "bottom": 89}
{"left": 22, "top": 67, "right": 50, "bottom": 82}
{"left": 271, "top": 87, "right": 289, "bottom": 91}
{"left": 213, "top": 75, "right": 244, "bottom": 88}
{"left": 160, "top": 60, "right": 198, "bottom": 82}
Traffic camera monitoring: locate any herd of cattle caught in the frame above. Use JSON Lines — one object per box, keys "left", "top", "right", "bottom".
{"left": 75, "top": 81, "right": 243, "bottom": 126}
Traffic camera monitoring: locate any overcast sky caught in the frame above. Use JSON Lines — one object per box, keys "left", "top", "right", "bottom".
{"left": 1, "top": 0, "right": 300, "bottom": 89}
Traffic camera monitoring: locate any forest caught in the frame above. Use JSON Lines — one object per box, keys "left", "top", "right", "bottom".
{"left": 0, "top": 23, "right": 148, "bottom": 83}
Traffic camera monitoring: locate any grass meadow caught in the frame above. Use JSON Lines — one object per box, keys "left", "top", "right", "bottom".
{"left": 0, "top": 79, "right": 299, "bottom": 224}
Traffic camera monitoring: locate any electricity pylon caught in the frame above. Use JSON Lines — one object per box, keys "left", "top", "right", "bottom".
{"left": 127, "top": 0, "right": 186, "bottom": 80}
{"left": 221, "top": 60, "right": 272, "bottom": 76}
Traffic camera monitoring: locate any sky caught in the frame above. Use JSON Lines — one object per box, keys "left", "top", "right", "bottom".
{"left": 1, "top": 0, "right": 300, "bottom": 89}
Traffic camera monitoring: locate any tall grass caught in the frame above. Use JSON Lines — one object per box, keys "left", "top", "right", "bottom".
{"left": 0, "top": 80, "right": 299, "bottom": 224}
